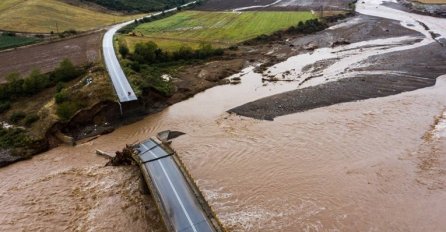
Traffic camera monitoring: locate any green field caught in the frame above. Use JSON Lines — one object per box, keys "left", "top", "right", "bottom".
{"left": 0, "top": 34, "right": 41, "bottom": 50}
{"left": 0, "top": 0, "right": 143, "bottom": 33}
{"left": 125, "top": 10, "right": 316, "bottom": 51}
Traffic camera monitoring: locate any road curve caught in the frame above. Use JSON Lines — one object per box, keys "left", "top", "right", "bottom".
{"left": 103, "top": 21, "right": 137, "bottom": 102}
{"left": 102, "top": 2, "right": 197, "bottom": 103}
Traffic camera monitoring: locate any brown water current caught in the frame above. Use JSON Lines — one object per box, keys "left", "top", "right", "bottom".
{"left": 1, "top": 72, "right": 445, "bottom": 231}
{"left": 1, "top": 0, "right": 446, "bottom": 231}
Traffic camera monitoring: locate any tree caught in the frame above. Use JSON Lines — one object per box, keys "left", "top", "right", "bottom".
{"left": 53, "top": 59, "right": 80, "bottom": 82}
{"left": 119, "top": 42, "right": 129, "bottom": 58}
{"left": 22, "top": 69, "right": 49, "bottom": 95}
{"left": 6, "top": 73, "right": 23, "bottom": 96}
{"left": 173, "top": 45, "right": 193, "bottom": 60}
{"left": 133, "top": 41, "right": 159, "bottom": 63}
{"left": 56, "top": 101, "right": 79, "bottom": 121}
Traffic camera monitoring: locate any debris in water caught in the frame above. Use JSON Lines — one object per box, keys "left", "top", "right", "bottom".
{"left": 106, "top": 145, "right": 136, "bottom": 166}
{"left": 157, "top": 130, "right": 186, "bottom": 143}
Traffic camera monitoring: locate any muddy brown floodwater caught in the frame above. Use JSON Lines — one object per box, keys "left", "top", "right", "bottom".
{"left": 1, "top": 0, "right": 446, "bottom": 231}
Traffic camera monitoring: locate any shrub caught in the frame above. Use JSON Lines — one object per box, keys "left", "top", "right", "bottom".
{"left": 133, "top": 41, "right": 159, "bottom": 63}
{"left": 0, "top": 127, "right": 29, "bottom": 149}
{"left": 52, "top": 59, "right": 82, "bottom": 82}
{"left": 119, "top": 42, "right": 129, "bottom": 58}
{"left": 56, "top": 82, "right": 65, "bottom": 93}
{"left": 24, "top": 114, "right": 39, "bottom": 126}
{"left": 3, "top": 32, "right": 16, "bottom": 37}
{"left": 10, "top": 111, "right": 26, "bottom": 123}
{"left": 0, "top": 101, "right": 11, "bottom": 113}
{"left": 56, "top": 101, "right": 80, "bottom": 121}
{"left": 55, "top": 91, "right": 69, "bottom": 104}
{"left": 22, "top": 69, "right": 50, "bottom": 95}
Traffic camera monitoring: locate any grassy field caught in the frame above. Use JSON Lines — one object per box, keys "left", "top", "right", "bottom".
{"left": 0, "top": 0, "right": 143, "bottom": 33}
{"left": 124, "top": 10, "right": 316, "bottom": 51}
{"left": 0, "top": 34, "right": 41, "bottom": 50}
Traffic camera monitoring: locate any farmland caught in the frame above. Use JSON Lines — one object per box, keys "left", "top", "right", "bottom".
{"left": 123, "top": 10, "right": 316, "bottom": 50}
{"left": 0, "top": 34, "right": 41, "bottom": 50}
{"left": 0, "top": 32, "right": 102, "bottom": 81}
{"left": 0, "top": 0, "right": 143, "bottom": 33}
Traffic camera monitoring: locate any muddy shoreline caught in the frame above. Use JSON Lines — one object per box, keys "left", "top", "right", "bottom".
{"left": 230, "top": 13, "right": 446, "bottom": 120}
{"left": 229, "top": 44, "right": 443, "bottom": 120}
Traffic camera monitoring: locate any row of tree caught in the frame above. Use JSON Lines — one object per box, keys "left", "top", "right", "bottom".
{"left": 0, "top": 59, "right": 83, "bottom": 101}
{"left": 246, "top": 18, "right": 329, "bottom": 45}
{"left": 286, "top": 19, "right": 328, "bottom": 34}
{"left": 119, "top": 41, "right": 223, "bottom": 69}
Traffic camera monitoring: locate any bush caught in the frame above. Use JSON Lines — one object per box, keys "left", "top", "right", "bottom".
{"left": 129, "top": 41, "right": 224, "bottom": 66}
{"left": 59, "top": 29, "right": 77, "bottom": 38}
{"left": 0, "top": 101, "right": 11, "bottom": 113}
{"left": 24, "top": 114, "right": 39, "bottom": 126}
{"left": 56, "top": 101, "right": 80, "bottom": 121}
{"left": 56, "top": 82, "right": 65, "bottom": 93}
{"left": 10, "top": 111, "right": 26, "bottom": 123}
{"left": 119, "top": 42, "right": 129, "bottom": 58}
{"left": 54, "top": 90, "right": 69, "bottom": 104}
{"left": 52, "top": 59, "right": 82, "bottom": 82}
{"left": 22, "top": 69, "right": 50, "bottom": 95}
{"left": 133, "top": 41, "right": 159, "bottom": 63}
{"left": 3, "top": 32, "right": 16, "bottom": 37}
{"left": 0, "top": 127, "right": 29, "bottom": 149}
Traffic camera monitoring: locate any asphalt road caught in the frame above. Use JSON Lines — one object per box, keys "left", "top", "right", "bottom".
{"left": 102, "top": 1, "right": 197, "bottom": 103}
{"left": 136, "top": 139, "right": 215, "bottom": 232}
{"left": 103, "top": 21, "right": 137, "bottom": 102}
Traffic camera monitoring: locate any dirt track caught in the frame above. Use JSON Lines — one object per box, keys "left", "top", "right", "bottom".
{"left": 0, "top": 32, "right": 103, "bottom": 81}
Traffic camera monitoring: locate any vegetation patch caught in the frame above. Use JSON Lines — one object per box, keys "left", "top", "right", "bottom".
{"left": 0, "top": 127, "right": 31, "bottom": 150}
{"left": 0, "top": 33, "right": 41, "bottom": 50}
{"left": 0, "top": 59, "right": 115, "bottom": 165}
{"left": 118, "top": 38, "right": 223, "bottom": 96}
{"left": 126, "top": 10, "right": 317, "bottom": 50}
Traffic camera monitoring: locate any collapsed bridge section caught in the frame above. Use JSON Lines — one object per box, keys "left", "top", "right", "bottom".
{"left": 133, "top": 139, "right": 223, "bottom": 232}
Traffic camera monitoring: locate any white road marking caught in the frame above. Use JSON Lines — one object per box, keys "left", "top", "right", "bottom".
{"left": 140, "top": 142, "right": 199, "bottom": 232}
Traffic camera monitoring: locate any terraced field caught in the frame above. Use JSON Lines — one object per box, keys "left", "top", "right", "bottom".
{"left": 124, "top": 10, "right": 316, "bottom": 50}
{"left": 0, "top": 0, "right": 143, "bottom": 33}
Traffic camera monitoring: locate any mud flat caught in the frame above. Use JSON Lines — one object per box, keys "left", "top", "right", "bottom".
{"left": 230, "top": 41, "right": 446, "bottom": 120}
{"left": 389, "top": 0, "right": 446, "bottom": 17}
{"left": 230, "top": 0, "right": 446, "bottom": 120}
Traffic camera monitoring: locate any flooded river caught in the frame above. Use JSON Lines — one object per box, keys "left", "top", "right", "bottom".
{"left": 1, "top": 0, "right": 446, "bottom": 231}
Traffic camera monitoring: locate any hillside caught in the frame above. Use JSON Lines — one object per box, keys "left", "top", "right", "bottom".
{"left": 0, "top": 0, "right": 142, "bottom": 33}
{"left": 82, "top": 0, "right": 190, "bottom": 12}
